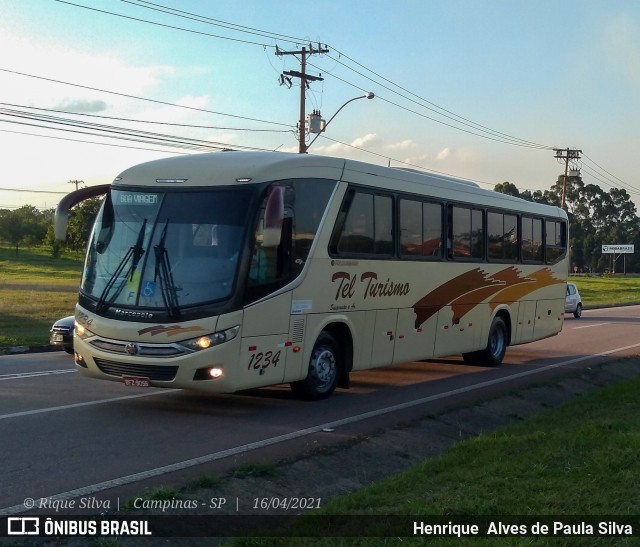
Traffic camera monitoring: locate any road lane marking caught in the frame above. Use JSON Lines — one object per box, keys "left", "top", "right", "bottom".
{"left": 0, "top": 390, "right": 179, "bottom": 421}
{"left": 572, "top": 322, "right": 610, "bottom": 330}
{"left": 0, "top": 369, "right": 75, "bottom": 381}
{"left": 2, "top": 340, "right": 640, "bottom": 516}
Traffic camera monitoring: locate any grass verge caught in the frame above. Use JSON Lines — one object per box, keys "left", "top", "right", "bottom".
{"left": 568, "top": 275, "right": 640, "bottom": 308}
{"left": 230, "top": 374, "right": 640, "bottom": 546}
{"left": 0, "top": 246, "right": 82, "bottom": 346}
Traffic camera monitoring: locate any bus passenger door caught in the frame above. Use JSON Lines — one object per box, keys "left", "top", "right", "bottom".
{"left": 369, "top": 309, "right": 398, "bottom": 368}
{"left": 240, "top": 293, "right": 291, "bottom": 389}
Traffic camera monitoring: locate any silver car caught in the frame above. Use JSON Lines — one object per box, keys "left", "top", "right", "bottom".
{"left": 565, "top": 282, "right": 583, "bottom": 318}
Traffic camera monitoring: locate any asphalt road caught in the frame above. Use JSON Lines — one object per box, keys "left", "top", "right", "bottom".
{"left": 1, "top": 305, "right": 640, "bottom": 517}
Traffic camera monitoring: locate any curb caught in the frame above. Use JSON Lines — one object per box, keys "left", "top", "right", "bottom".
{"left": 0, "top": 345, "right": 63, "bottom": 356}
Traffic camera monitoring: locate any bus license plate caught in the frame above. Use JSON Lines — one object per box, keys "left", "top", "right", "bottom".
{"left": 122, "top": 376, "right": 150, "bottom": 388}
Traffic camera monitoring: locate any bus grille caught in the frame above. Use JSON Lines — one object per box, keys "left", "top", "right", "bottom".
{"left": 94, "top": 359, "right": 178, "bottom": 381}
{"left": 90, "top": 339, "right": 186, "bottom": 357}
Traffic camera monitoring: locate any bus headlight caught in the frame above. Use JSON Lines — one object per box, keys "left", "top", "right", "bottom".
{"left": 75, "top": 323, "right": 95, "bottom": 340}
{"left": 179, "top": 325, "right": 239, "bottom": 352}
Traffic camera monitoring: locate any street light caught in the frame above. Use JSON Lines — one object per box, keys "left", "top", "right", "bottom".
{"left": 302, "top": 92, "right": 374, "bottom": 153}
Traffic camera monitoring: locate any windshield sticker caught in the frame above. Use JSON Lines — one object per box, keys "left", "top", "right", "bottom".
{"left": 125, "top": 271, "right": 142, "bottom": 303}
{"left": 142, "top": 280, "right": 156, "bottom": 297}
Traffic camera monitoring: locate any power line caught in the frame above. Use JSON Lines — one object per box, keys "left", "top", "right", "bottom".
{"left": 123, "top": 0, "right": 550, "bottom": 150}
{"left": 0, "top": 128, "right": 195, "bottom": 155}
{"left": 0, "top": 106, "right": 284, "bottom": 151}
{"left": 0, "top": 102, "right": 292, "bottom": 133}
{"left": 0, "top": 186, "right": 67, "bottom": 194}
{"left": 1, "top": 117, "right": 229, "bottom": 152}
{"left": 0, "top": 126, "right": 278, "bottom": 156}
{"left": 581, "top": 154, "right": 640, "bottom": 195}
{"left": 315, "top": 53, "right": 555, "bottom": 150}
{"left": 120, "top": 0, "right": 307, "bottom": 45}
{"left": 53, "top": 0, "right": 276, "bottom": 48}
{"left": 578, "top": 164, "right": 640, "bottom": 198}
{"left": 0, "top": 68, "right": 292, "bottom": 128}
{"left": 317, "top": 134, "right": 495, "bottom": 188}
{"left": 53, "top": 0, "right": 555, "bottom": 151}
{"left": 133, "top": 1, "right": 554, "bottom": 149}
{"left": 23, "top": 0, "right": 637, "bottom": 200}
{"left": 0, "top": 115, "right": 274, "bottom": 153}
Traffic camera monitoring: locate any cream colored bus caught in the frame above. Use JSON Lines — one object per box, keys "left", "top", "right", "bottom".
{"left": 55, "top": 152, "right": 568, "bottom": 399}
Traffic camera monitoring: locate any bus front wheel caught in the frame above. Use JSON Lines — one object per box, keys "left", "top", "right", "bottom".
{"left": 462, "top": 316, "right": 508, "bottom": 367}
{"left": 290, "top": 332, "right": 339, "bottom": 400}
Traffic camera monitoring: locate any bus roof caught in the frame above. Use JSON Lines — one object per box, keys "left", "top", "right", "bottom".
{"left": 113, "top": 151, "right": 566, "bottom": 219}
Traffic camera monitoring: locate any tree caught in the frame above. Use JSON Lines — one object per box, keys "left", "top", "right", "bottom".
{"left": 494, "top": 177, "right": 640, "bottom": 273}
{"left": 0, "top": 205, "right": 48, "bottom": 255}
{"left": 493, "top": 181, "right": 520, "bottom": 197}
{"left": 44, "top": 197, "right": 102, "bottom": 255}
{"left": 66, "top": 197, "right": 102, "bottom": 252}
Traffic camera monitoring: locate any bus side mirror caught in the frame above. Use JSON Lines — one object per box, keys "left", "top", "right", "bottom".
{"left": 54, "top": 210, "right": 70, "bottom": 240}
{"left": 262, "top": 186, "right": 284, "bottom": 248}
{"left": 54, "top": 183, "right": 111, "bottom": 240}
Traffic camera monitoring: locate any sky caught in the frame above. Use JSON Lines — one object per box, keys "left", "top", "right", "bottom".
{"left": 1, "top": 0, "right": 639, "bottom": 211}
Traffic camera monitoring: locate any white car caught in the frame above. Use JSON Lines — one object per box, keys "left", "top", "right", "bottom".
{"left": 565, "top": 282, "right": 583, "bottom": 318}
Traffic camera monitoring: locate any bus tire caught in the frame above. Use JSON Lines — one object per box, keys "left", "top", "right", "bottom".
{"left": 290, "top": 332, "right": 339, "bottom": 400}
{"left": 462, "top": 316, "right": 508, "bottom": 367}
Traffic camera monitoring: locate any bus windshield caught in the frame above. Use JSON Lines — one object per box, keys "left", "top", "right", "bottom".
{"left": 81, "top": 188, "right": 252, "bottom": 313}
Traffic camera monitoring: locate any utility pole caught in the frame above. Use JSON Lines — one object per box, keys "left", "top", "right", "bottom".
{"left": 276, "top": 43, "right": 329, "bottom": 153}
{"left": 553, "top": 148, "right": 581, "bottom": 209}
{"left": 68, "top": 179, "right": 84, "bottom": 191}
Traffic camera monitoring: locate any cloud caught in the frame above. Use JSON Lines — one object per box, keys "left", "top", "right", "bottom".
{"left": 386, "top": 139, "right": 415, "bottom": 151}
{"left": 173, "top": 95, "right": 210, "bottom": 109}
{"left": 54, "top": 99, "right": 108, "bottom": 113}
{"left": 350, "top": 133, "right": 379, "bottom": 148}
{"left": 308, "top": 133, "right": 380, "bottom": 156}
{"left": 0, "top": 28, "right": 175, "bottom": 111}
{"left": 602, "top": 12, "right": 640, "bottom": 88}
{"left": 133, "top": 94, "right": 212, "bottom": 125}
{"left": 436, "top": 147, "right": 451, "bottom": 160}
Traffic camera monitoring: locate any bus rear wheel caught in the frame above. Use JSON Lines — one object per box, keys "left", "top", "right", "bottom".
{"left": 290, "top": 332, "right": 339, "bottom": 400}
{"left": 462, "top": 316, "right": 508, "bottom": 367}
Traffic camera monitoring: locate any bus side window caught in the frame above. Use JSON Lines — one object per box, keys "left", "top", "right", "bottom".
{"left": 332, "top": 190, "right": 393, "bottom": 257}
{"left": 246, "top": 179, "right": 336, "bottom": 303}
{"left": 338, "top": 193, "right": 375, "bottom": 254}
{"left": 545, "top": 220, "right": 567, "bottom": 264}
{"left": 522, "top": 216, "right": 544, "bottom": 263}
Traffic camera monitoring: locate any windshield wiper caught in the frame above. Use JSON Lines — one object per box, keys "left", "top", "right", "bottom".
{"left": 154, "top": 220, "right": 180, "bottom": 318}
{"left": 96, "top": 219, "right": 147, "bottom": 312}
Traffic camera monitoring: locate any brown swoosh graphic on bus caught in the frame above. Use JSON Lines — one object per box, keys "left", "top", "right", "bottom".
{"left": 138, "top": 325, "right": 206, "bottom": 337}
{"left": 449, "top": 267, "right": 531, "bottom": 324}
{"left": 488, "top": 267, "right": 564, "bottom": 311}
{"left": 412, "top": 268, "right": 502, "bottom": 328}
{"left": 412, "top": 266, "right": 563, "bottom": 328}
